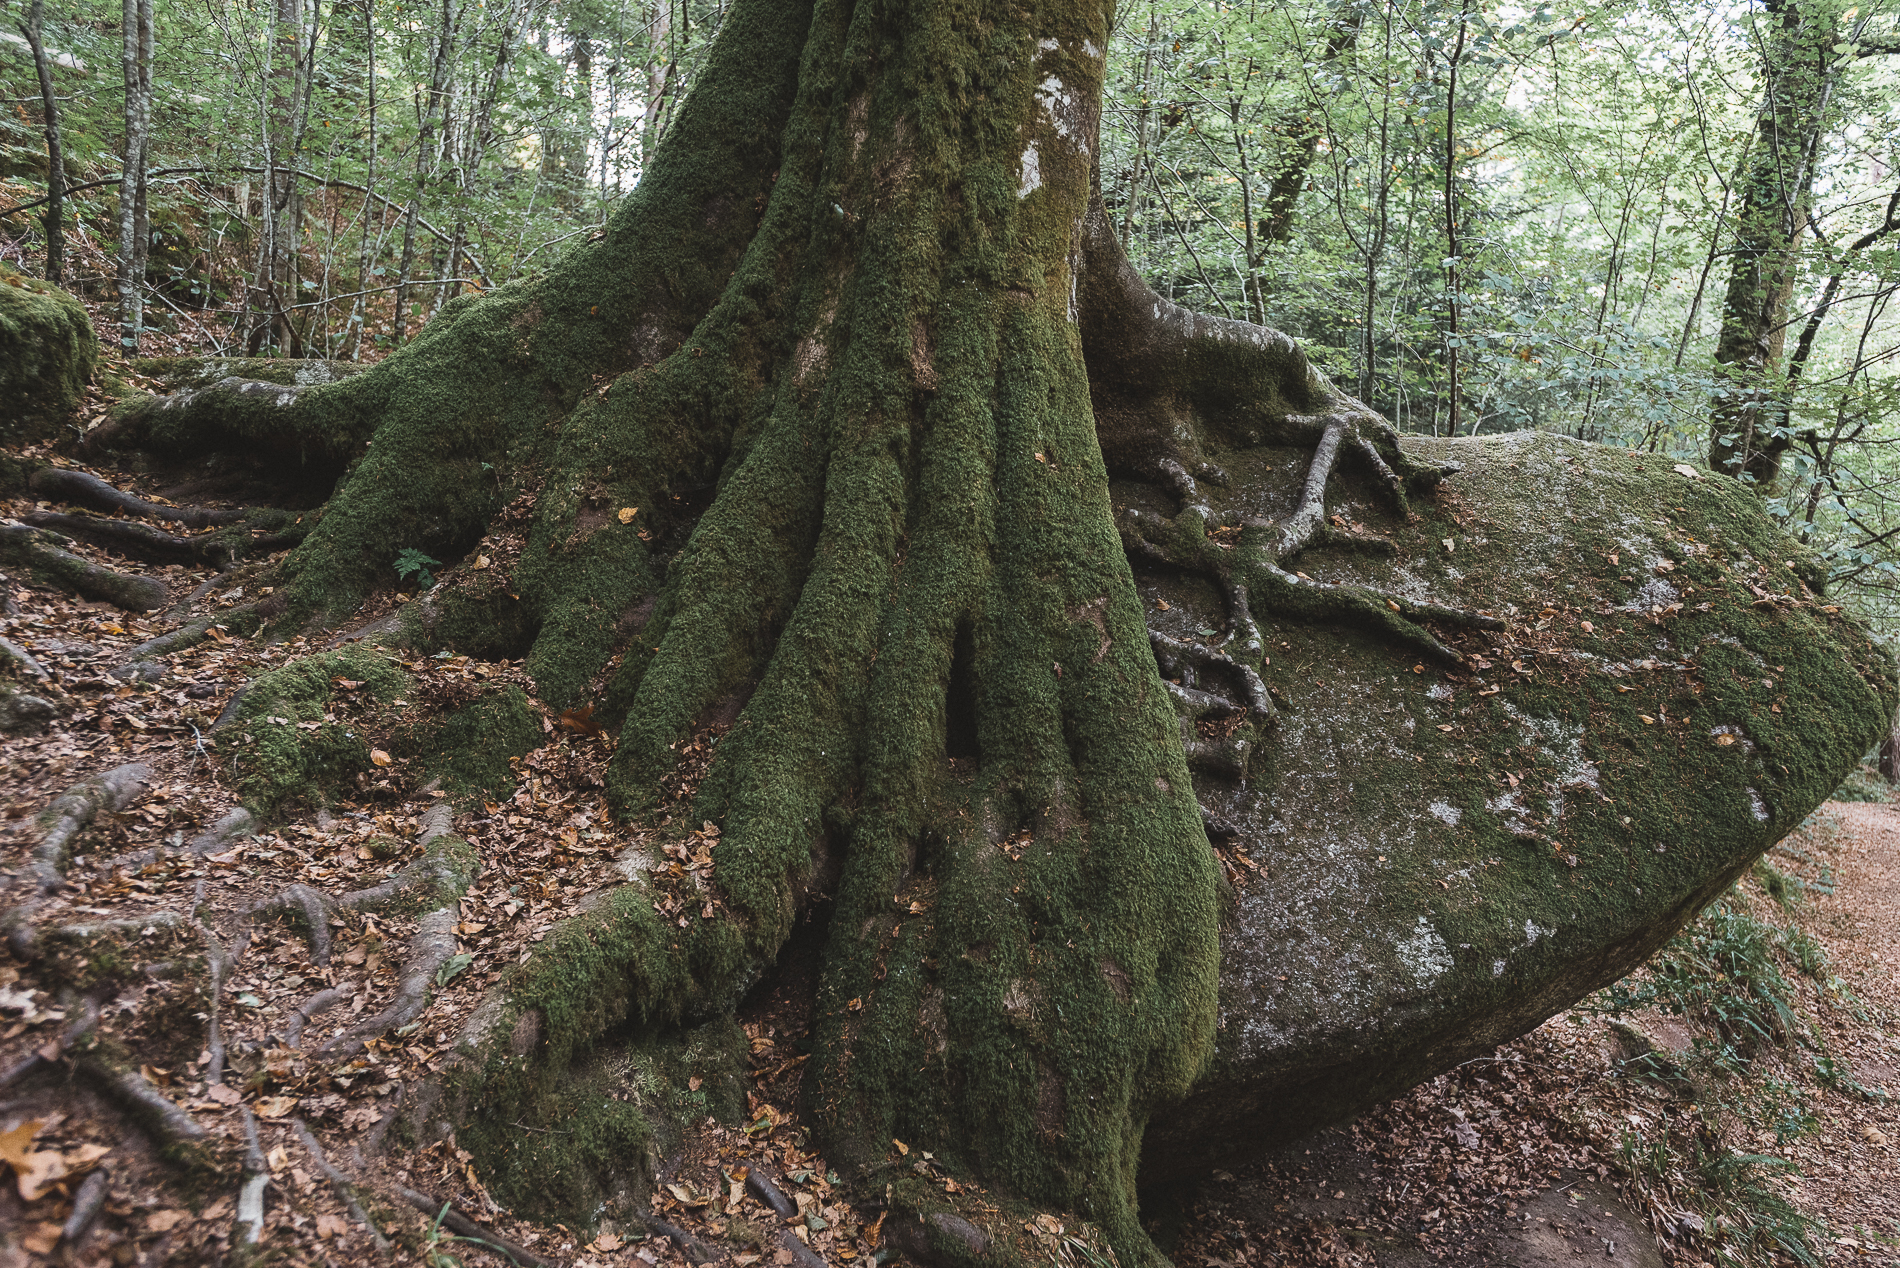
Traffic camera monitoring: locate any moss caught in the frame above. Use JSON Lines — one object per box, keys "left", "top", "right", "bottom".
{"left": 225, "top": 643, "right": 410, "bottom": 815}
{"left": 0, "top": 260, "right": 97, "bottom": 443}
{"left": 403, "top": 686, "right": 542, "bottom": 801}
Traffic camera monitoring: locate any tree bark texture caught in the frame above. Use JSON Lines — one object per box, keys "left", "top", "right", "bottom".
{"left": 87, "top": 3, "right": 1888, "bottom": 1266}
{"left": 19, "top": 0, "right": 65, "bottom": 285}
{"left": 1707, "top": 0, "right": 1841, "bottom": 485}
{"left": 116, "top": 0, "right": 154, "bottom": 352}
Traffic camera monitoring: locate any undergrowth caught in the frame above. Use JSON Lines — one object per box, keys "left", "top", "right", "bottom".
{"left": 1586, "top": 833, "right": 1888, "bottom": 1268}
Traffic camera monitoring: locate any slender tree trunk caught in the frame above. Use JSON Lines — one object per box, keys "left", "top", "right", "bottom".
{"left": 1707, "top": 0, "right": 1841, "bottom": 484}
{"left": 19, "top": 0, "right": 64, "bottom": 285}
{"left": 116, "top": 0, "right": 154, "bottom": 352}
{"left": 392, "top": 0, "right": 457, "bottom": 343}
{"left": 1440, "top": 2, "right": 1468, "bottom": 437}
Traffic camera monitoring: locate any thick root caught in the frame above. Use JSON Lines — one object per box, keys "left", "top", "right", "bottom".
{"left": 294, "top": 1118, "right": 391, "bottom": 1254}
{"left": 28, "top": 464, "right": 248, "bottom": 529}
{"left": 0, "top": 522, "right": 170, "bottom": 611}
{"left": 395, "top": 1186, "right": 556, "bottom": 1268}
{"left": 21, "top": 761, "right": 151, "bottom": 895}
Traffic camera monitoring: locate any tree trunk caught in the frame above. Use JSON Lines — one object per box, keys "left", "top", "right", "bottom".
{"left": 18, "top": 0, "right": 64, "bottom": 285}
{"left": 1706, "top": 0, "right": 1842, "bottom": 486}
{"left": 79, "top": 1, "right": 1563, "bottom": 1261}
{"left": 116, "top": 0, "right": 154, "bottom": 352}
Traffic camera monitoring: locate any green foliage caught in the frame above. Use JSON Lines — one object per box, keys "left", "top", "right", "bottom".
{"left": 394, "top": 547, "right": 442, "bottom": 590}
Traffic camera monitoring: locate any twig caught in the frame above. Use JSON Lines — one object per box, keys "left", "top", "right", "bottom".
{"left": 393, "top": 1186, "right": 557, "bottom": 1268}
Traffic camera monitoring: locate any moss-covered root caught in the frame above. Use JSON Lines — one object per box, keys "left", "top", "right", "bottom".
{"left": 27, "top": 465, "right": 249, "bottom": 530}
{"left": 0, "top": 522, "right": 170, "bottom": 612}
{"left": 20, "top": 761, "right": 152, "bottom": 895}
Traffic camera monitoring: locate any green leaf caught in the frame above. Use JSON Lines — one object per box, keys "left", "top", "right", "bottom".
{"left": 435, "top": 952, "right": 475, "bottom": 988}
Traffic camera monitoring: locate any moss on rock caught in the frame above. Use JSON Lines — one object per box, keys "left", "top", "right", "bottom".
{"left": 0, "top": 261, "right": 97, "bottom": 443}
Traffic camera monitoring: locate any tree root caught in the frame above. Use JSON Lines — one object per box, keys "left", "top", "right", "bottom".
{"left": 27, "top": 465, "right": 247, "bottom": 530}
{"left": 281, "top": 983, "right": 356, "bottom": 1051}
{"left": 21, "top": 761, "right": 151, "bottom": 895}
{"left": 77, "top": 1057, "right": 209, "bottom": 1146}
{"left": 20, "top": 510, "right": 234, "bottom": 568}
{"left": 102, "top": 805, "right": 255, "bottom": 875}
{"left": 60, "top": 1165, "right": 110, "bottom": 1247}
{"left": 294, "top": 1118, "right": 391, "bottom": 1254}
{"left": 395, "top": 1186, "right": 556, "bottom": 1268}
{"left": 235, "top": 1107, "right": 268, "bottom": 1251}
{"left": 0, "top": 522, "right": 171, "bottom": 611}
{"left": 304, "top": 804, "right": 472, "bottom": 1058}
{"left": 642, "top": 1212, "right": 722, "bottom": 1265}
{"left": 1, "top": 634, "right": 50, "bottom": 679}
{"left": 251, "top": 883, "right": 334, "bottom": 966}
{"left": 0, "top": 997, "right": 100, "bottom": 1092}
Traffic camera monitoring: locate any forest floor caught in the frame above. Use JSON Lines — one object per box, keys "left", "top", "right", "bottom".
{"left": 4, "top": 445, "right": 1898, "bottom": 1268}
{"left": 2, "top": 227, "right": 1896, "bottom": 1266}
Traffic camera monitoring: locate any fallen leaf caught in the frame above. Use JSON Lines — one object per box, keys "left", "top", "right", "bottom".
{"left": 594, "top": 1232, "right": 626, "bottom": 1252}
{"left": 1671, "top": 463, "right": 1700, "bottom": 479}
{"left": 473, "top": 554, "right": 491, "bottom": 570}
{"left": 370, "top": 749, "right": 393, "bottom": 767}
{"left": 1580, "top": 620, "right": 1594, "bottom": 634}
{"left": 618, "top": 507, "right": 640, "bottom": 524}
{"left": 253, "top": 1096, "right": 299, "bottom": 1118}
{"left": 148, "top": 1209, "right": 190, "bottom": 1232}
{"left": 205, "top": 1083, "right": 242, "bottom": 1105}
{"left": 1714, "top": 734, "right": 1736, "bottom": 747}
{"left": 23, "top": 1223, "right": 60, "bottom": 1255}
{"left": 315, "top": 1212, "right": 350, "bottom": 1240}
{"left": 1640, "top": 715, "right": 1657, "bottom": 725}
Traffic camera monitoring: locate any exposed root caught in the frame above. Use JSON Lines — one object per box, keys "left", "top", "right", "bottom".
{"left": 0, "top": 997, "right": 100, "bottom": 1092}
{"left": 314, "top": 908, "right": 457, "bottom": 1059}
{"left": 27, "top": 465, "right": 248, "bottom": 530}
{"left": 60, "top": 1165, "right": 111, "bottom": 1247}
{"left": 21, "top": 510, "right": 234, "bottom": 568}
{"left": 333, "top": 804, "right": 468, "bottom": 914}
{"left": 0, "top": 521, "right": 171, "bottom": 611}
{"left": 395, "top": 1185, "right": 556, "bottom": 1268}
{"left": 19, "top": 760, "right": 151, "bottom": 895}
{"left": 1, "top": 634, "right": 50, "bottom": 679}
{"left": 643, "top": 1212, "right": 722, "bottom": 1265}
{"left": 103, "top": 805, "right": 256, "bottom": 875}
{"left": 123, "top": 603, "right": 262, "bottom": 667}
{"left": 293, "top": 1118, "right": 391, "bottom": 1254}
{"left": 281, "top": 983, "right": 357, "bottom": 1051}
{"left": 745, "top": 1164, "right": 798, "bottom": 1218}
{"left": 235, "top": 1106, "right": 269, "bottom": 1250}
{"left": 1151, "top": 630, "right": 1271, "bottom": 717}
{"left": 251, "top": 882, "right": 334, "bottom": 965}
{"left": 78, "top": 1057, "right": 209, "bottom": 1147}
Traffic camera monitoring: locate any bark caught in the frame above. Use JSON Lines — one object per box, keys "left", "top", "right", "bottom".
{"left": 82, "top": 2, "right": 1507, "bottom": 1262}
{"left": 116, "top": 0, "right": 154, "bottom": 353}
{"left": 1707, "top": 0, "right": 1843, "bottom": 485}
{"left": 19, "top": 0, "right": 65, "bottom": 285}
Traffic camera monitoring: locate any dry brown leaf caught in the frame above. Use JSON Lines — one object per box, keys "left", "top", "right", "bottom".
{"left": 370, "top": 749, "right": 393, "bottom": 767}
{"left": 617, "top": 507, "right": 639, "bottom": 524}
{"left": 253, "top": 1096, "right": 299, "bottom": 1118}
{"left": 148, "top": 1210, "right": 190, "bottom": 1232}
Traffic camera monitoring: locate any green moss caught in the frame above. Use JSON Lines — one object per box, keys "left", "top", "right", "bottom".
{"left": 225, "top": 643, "right": 410, "bottom": 814}
{"left": 404, "top": 686, "right": 542, "bottom": 801}
{"left": 0, "top": 261, "right": 97, "bottom": 444}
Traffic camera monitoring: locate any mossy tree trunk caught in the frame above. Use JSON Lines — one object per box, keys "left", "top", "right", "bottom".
{"left": 97, "top": 1, "right": 1485, "bottom": 1260}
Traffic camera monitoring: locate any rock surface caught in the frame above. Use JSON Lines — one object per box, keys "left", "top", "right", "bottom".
{"left": 1133, "top": 431, "right": 1893, "bottom": 1174}
{"left": 0, "top": 261, "right": 97, "bottom": 443}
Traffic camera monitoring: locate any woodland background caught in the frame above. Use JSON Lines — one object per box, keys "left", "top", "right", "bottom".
{"left": 4, "top": 0, "right": 1899, "bottom": 629}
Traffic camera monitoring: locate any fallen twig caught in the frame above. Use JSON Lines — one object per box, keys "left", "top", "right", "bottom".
{"left": 394, "top": 1186, "right": 558, "bottom": 1268}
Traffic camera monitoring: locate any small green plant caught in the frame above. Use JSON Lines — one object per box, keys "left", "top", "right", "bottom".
{"left": 394, "top": 547, "right": 442, "bottom": 590}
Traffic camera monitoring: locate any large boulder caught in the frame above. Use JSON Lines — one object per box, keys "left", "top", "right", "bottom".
{"left": 0, "top": 260, "right": 97, "bottom": 444}
{"left": 1136, "top": 430, "right": 1893, "bottom": 1176}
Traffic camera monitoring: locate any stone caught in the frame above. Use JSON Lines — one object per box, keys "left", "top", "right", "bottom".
{"left": 0, "top": 260, "right": 97, "bottom": 444}
{"left": 1134, "top": 431, "right": 1893, "bottom": 1174}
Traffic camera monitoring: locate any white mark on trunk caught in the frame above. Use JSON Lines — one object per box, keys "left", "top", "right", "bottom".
{"left": 1524, "top": 919, "right": 1554, "bottom": 945}
{"left": 1747, "top": 787, "right": 1769, "bottom": 822}
{"left": 1428, "top": 800, "right": 1462, "bottom": 827}
{"left": 1018, "top": 143, "right": 1042, "bottom": 198}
